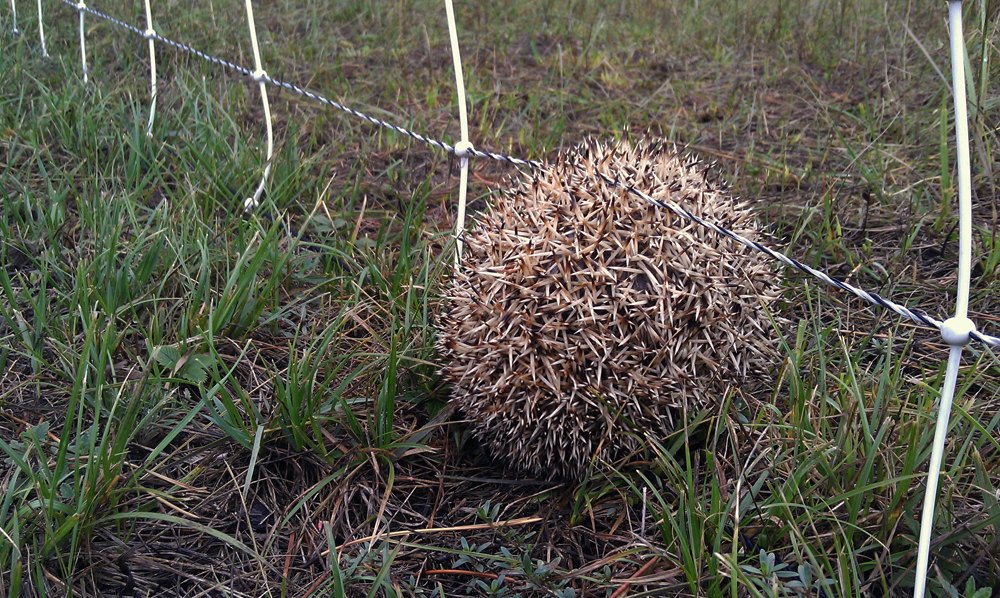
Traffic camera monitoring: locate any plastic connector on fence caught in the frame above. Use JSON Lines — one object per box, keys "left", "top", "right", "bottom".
{"left": 939, "top": 316, "right": 976, "bottom": 346}
{"left": 35, "top": 0, "right": 46, "bottom": 56}
{"left": 142, "top": 0, "right": 156, "bottom": 138}
{"left": 444, "top": 0, "right": 471, "bottom": 267}
{"left": 241, "top": 0, "right": 274, "bottom": 213}
{"left": 76, "top": 1, "right": 87, "bottom": 83}
{"left": 912, "top": 3, "right": 976, "bottom": 598}
{"left": 453, "top": 141, "right": 474, "bottom": 159}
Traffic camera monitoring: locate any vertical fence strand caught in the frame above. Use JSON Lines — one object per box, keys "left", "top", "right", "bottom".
{"left": 8, "top": 0, "right": 17, "bottom": 34}
{"left": 913, "top": 3, "right": 977, "bottom": 598}
{"left": 142, "top": 0, "right": 156, "bottom": 137}
{"left": 35, "top": 0, "right": 46, "bottom": 56}
{"left": 242, "top": 0, "right": 273, "bottom": 212}
{"left": 444, "top": 0, "right": 471, "bottom": 267}
{"left": 949, "top": 0, "right": 974, "bottom": 322}
{"left": 76, "top": 2, "right": 87, "bottom": 83}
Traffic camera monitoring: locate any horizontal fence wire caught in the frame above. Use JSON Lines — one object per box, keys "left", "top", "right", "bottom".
{"left": 54, "top": 0, "right": 542, "bottom": 171}
{"left": 595, "top": 170, "right": 1000, "bottom": 350}
{"left": 29, "top": 0, "right": 999, "bottom": 350}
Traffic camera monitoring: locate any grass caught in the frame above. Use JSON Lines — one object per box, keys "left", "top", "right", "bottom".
{"left": 1, "top": 0, "right": 999, "bottom": 596}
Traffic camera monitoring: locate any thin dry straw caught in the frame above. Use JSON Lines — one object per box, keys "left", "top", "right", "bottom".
{"left": 43, "top": 0, "right": 1000, "bottom": 352}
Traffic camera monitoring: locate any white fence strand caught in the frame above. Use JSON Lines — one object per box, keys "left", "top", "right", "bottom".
{"left": 444, "top": 0, "right": 471, "bottom": 266}
{"left": 75, "top": 1, "right": 86, "bottom": 83}
{"left": 142, "top": 0, "right": 156, "bottom": 137}
{"left": 913, "top": 3, "right": 977, "bottom": 597}
{"left": 8, "top": 0, "right": 17, "bottom": 34}
{"left": 35, "top": 0, "right": 46, "bottom": 56}
{"left": 5, "top": 6, "right": 994, "bottom": 595}
{"left": 241, "top": 0, "right": 273, "bottom": 213}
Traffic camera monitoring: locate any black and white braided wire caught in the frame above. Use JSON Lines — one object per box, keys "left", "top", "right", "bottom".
{"left": 59, "top": 1, "right": 542, "bottom": 170}
{"left": 591, "top": 169, "right": 1000, "bottom": 349}
{"left": 55, "top": 0, "right": 999, "bottom": 349}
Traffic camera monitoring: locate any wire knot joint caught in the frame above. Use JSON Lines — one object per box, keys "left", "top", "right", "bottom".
{"left": 252, "top": 69, "right": 268, "bottom": 83}
{"left": 454, "top": 141, "right": 474, "bottom": 159}
{"left": 76, "top": 1, "right": 86, "bottom": 10}
{"left": 143, "top": 28, "right": 156, "bottom": 40}
{"left": 941, "top": 316, "right": 976, "bottom": 346}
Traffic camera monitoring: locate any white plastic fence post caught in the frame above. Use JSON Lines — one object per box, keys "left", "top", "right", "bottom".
{"left": 913, "top": 3, "right": 976, "bottom": 598}
{"left": 242, "top": 0, "right": 273, "bottom": 213}
{"left": 8, "top": 0, "right": 18, "bottom": 35}
{"left": 142, "top": 0, "right": 157, "bottom": 137}
{"left": 35, "top": 0, "right": 46, "bottom": 56}
{"left": 75, "top": 2, "right": 87, "bottom": 83}
{"left": 444, "top": 0, "right": 472, "bottom": 267}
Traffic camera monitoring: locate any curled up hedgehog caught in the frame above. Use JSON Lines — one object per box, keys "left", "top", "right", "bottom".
{"left": 436, "top": 138, "right": 783, "bottom": 480}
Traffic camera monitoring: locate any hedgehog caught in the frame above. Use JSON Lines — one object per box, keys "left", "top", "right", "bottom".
{"left": 437, "top": 137, "right": 782, "bottom": 479}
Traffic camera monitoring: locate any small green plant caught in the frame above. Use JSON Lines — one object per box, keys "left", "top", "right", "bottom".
{"left": 740, "top": 551, "right": 834, "bottom": 598}
{"left": 472, "top": 573, "right": 518, "bottom": 598}
{"left": 152, "top": 346, "right": 214, "bottom": 385}
{"left": 938, "top": 576, "right": 993, "bottom": 598}
{"left": 513, "top": 552, "right": 575, "bottom": 598}
{"left": 453, "top": 536, "right": 495, "bottom": 573}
